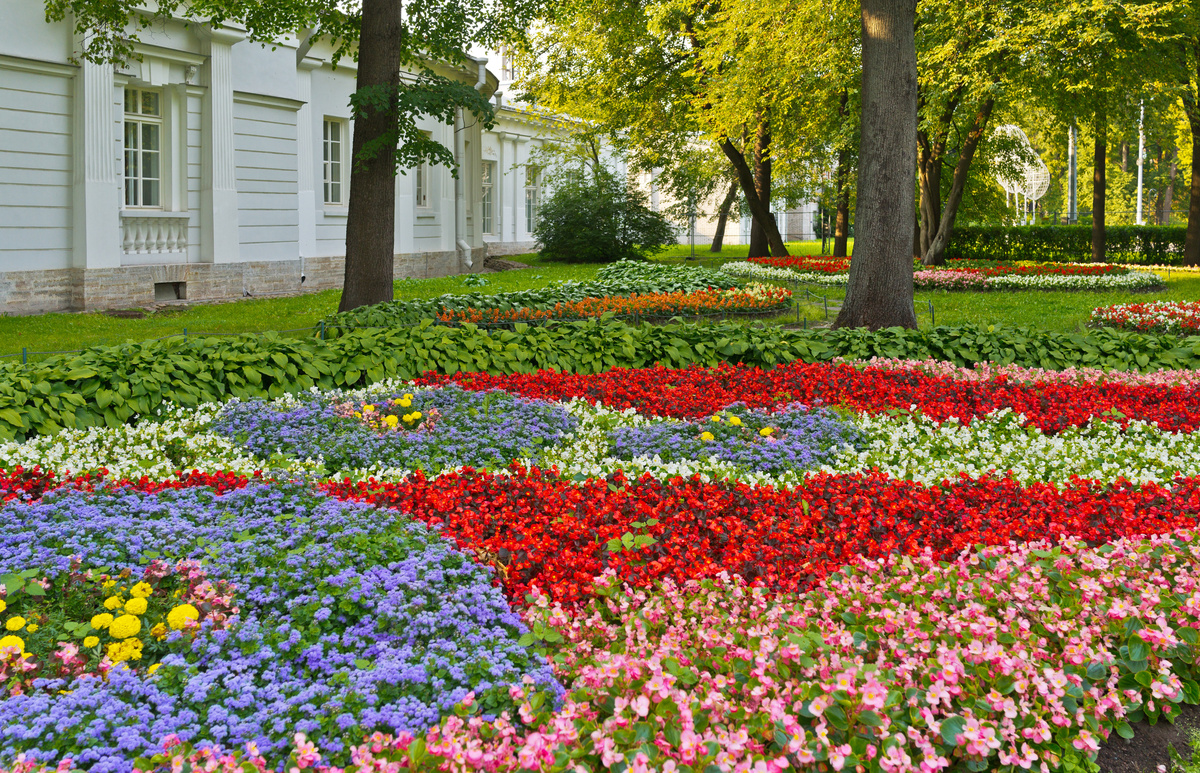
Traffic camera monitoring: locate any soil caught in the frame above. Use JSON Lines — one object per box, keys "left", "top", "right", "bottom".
{"left": 1098, "top": 703, "right": 1200, "bottom": 773}
{"left": 481, "top": 256, "right": 533, "bottom": 273}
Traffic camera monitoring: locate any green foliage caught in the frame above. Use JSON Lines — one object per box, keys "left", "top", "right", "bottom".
{"left": 7, "top": 320, "right": 1200, "bottom": 441}
{"left": 317, "top": 261, "right": 738, "bottom": 334}
{"left": 533, "top": 172, "right": 677, "bottom": 263}
{"left": 946, "top": 225, "right": 1187, "bottom": 264}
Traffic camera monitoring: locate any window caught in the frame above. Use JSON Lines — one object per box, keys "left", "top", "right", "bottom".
{"left": 415, "top": 131, "right": 431, "bottom": 208}
{"left": 323, "top": 118, "right": 346, "bottom": 205}
{"left": 481, "top": 161, "right": 495, "bottom": 234}
{"left": 123, "top": 88, "right": 162, "bottom": 208}
{"left": 501, "top": 48, "right": 517, "bottom": 81}
{"left": 524, "top": 164, "right": 541, "bottom": 234}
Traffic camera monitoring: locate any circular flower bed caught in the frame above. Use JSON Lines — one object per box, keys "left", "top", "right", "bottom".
{"left": 1091, "top": 300, "right": 1200, "bottom": 334}
{"left": 0, "top": 484, "right": 558, "bottom": 771}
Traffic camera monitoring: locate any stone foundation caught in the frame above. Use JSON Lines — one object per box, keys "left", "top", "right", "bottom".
{"left": 485, "top": 240, "right": 539, "bottom": 257}
{"left": 0, "top": 247, "right": 487, "bottom": 314}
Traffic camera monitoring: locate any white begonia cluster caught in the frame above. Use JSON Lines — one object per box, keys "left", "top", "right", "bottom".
{"left": 4, "top": 386, "right": 1200, "bottom": 489}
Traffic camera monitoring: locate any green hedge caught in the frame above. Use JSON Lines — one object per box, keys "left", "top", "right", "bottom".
{"left": 3, "top": 320, "right": 1200, "bottom": 441}
{"left": 946, "top": 225, "right": 1186, "bottom": 265}
{"left": 317, "top": 261, "right": 740, "bottom": 336}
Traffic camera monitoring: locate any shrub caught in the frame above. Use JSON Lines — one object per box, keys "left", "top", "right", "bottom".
{"left": 532, "top": 171, "right": 676, "bottom": 263}
{"left": 946, "top": 225, "right": 1186, "bottom": 264}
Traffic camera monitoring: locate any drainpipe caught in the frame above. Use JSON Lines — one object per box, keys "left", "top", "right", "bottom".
{"left": 455, "top": 57, "right": 488, "bottom": 271}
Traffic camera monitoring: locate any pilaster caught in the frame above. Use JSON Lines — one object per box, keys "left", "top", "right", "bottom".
{"left": 296, "top": 56, "right": 321, "bottom": 260}
{"left": 72, "top": 56, "right": 121, "bottom": 270}
{"left": 199, "top": 25, "right": 244, "bottom": 264}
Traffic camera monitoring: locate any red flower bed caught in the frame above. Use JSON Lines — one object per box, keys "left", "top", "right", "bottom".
{"left": 417, "top": 361, "right": 1200, "bottom": 433}
{"left": 323, "top": 467, "right": 1200, "bottom": 604}
{"left": 748, "top": 256, "right": 851, "bottom": 274}
{"left": 0, "top": 466, "right": 257, "bottom": 501}
{"left": 749, "top": 256, "right": 1126, "bottom": 277}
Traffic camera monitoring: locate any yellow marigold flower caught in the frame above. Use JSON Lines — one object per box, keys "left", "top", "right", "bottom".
{"left": 411, "top": 411, "right": 421, "bottom": 420}
{"left": 83, "top": 636, "right": 100, "bottom": 648}
{"left": 759, "top": 427, "right": 774, "bottom": 437}
{"left": 25, "top": 624, "right": 37, "bottom": 633}
{"left": 91, "top": 613, "right": 114, "bottom": 630}
{"left": 102, "top": 579, "right": 117, "bottom": 588}
{"left": 150, "top": 622, "right": 168, "bottom": 641}
{"left": 109, "top": 614, "right": 141, "bottom": 640}
{"left": 130, "top": 582, "right": 153, "bottom": 599}
{"left": 167, "top": 604, "right": 200, "bottom": 631}
{"left": 103, "top": 595, "right": 123, "bottom": 611}
{"left": 700, "top": 431, "right": 715, "bottom": 441}
{"left": 403, "top": 393, "right": 414, "bottom": 400}
{"left": 147, "top": 663, "right": 162, "bottom": 675}
{"left": 0, "top": 635, "right": 23, "bottom": 654}
{"left": 384, "top": 415, "right": 399, "bottom": 428}
{"left": 398, "top": 398, "right": 412, "bottom": 408}
{"left": 362, "top": 404, "right": 375, "bottom": 413}
{"left": 0, "top": 600, "right": 6, "bottom": 614}
{"left": 728, "top": 416, "right": 743, "bottom": 426}
{"left": 5, "top": 617, "right": 25, "bottom": 632}
{"left": 353, "top": 412, "right": 361, "bottom": 418}
{"left": 711, "top": 415, "right": 722, "bottom": 422}
{"left": 124, "top": 597, "right": 148, "bottom": 616}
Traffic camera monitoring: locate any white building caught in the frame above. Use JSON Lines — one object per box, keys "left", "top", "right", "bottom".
{"left": 0, "top": 4, "right": 564, "bottom": 313}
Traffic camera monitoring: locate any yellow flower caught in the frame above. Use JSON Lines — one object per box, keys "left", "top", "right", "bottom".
{"left": 711, "top": 415, "right": 722, "bottom": 422}
{"left": 103, "top": 595, "right": 123, "bottom": 610}
{"left": 728, "top": 416, "right": 743, "bottom": 427}
{"left": 362, "top": 404, "right": 375, "bottom": 413}
{"left": 124, "top": 597, "right": 148, "bottom": 616}
{"left": 404, "top": 393, "right": 414, "bottom": 400}
{"left": 167, "top": 604, "right": 200, "bottom": 631}
{"left": 700, "top": 431, "right": 715, "bottom": 441}
{"left": 25, "top": 624, "right": 37, "bottom": 633}
{"left": 83, "top": 636, "right": 100, "bottom": 647}
{"left": 5, "top": 617, "right": 25, "bottom": 632}
{"left": 91, "top": 613, "right": 114, "bottom": 630}
{"left": 0, "top": 600, "right": 6, "bottom": 614}
{"left": 411, "top": 411, "right": 422, "bottom": 420}
{"left": 150, "top": 622, "right": 168, "bottom": 641}
{"left": 759, "top": 427, "right": 774, "bottom": 437}
{"left": 398, "top": 398, "right": 412, "bottom": 408}
{"left": 384, "top": 415, "right": 399, "bottom": 428}
{"left": 147, "top": 663, "right": 162, "bottom": 675}
{"left": 109, "top": 614, "right": 142, "bottom": 640}
{"left": 102, "top": 579, "right": 117, "bottom": 589}
{"left": 353, "top": 412, "right": 362, "bottom": 418}
{"left": 130, "top": 582, "right": 153, "bottom": 599}
{"left": 0, "top": 635, "right": 23, "bottom": 654}
{"left": 402, "top": 413, "right": 414, "bottom": 423}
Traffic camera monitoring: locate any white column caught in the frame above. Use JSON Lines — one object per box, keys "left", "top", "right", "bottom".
{"left": 72, "top": 56, "right": 121, "bottom": 269}
{"left": 515, "top": 136, "right": 528, "bottom": 240}
{"left": 296, "top": 56, "right": 321, "bottom": 259}
{"left": 495, "top": 130, "right": 506, "bottom": 247}
{"left": 199, "top": 26, "right": 244, "bottom": 264}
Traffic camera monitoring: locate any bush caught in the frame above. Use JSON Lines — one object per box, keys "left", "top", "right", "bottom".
{"left": 946, "top": 225, "right": 1186, "bottom": 264}
{"left": 533, "top": 171, "right": 676, "bottom": 263}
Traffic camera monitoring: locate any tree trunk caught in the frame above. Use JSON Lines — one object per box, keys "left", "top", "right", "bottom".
{"left": 748, "top": 115, "right": 773, "bottom": 257}
{"left": 1187, "top": 124, "right": 1200, "bottom": 265}
{"left": 834, "top": 149, "right": 851, "bottom": 257}
{"left": 339, "top": 0, "right": 402, "bottom": 312}
{"left": 711, "top": 179, "right": 738, "bottom": 252}
{"left": 1091, "top": 108, "right": 1107, "bottom": 264}
{"left": 917, "top": 142, "right": 941, "bottom": 256}
{"left": 833, "top": 0, "right": 919, "bottom": 330}
{"left": 1165, "top": 145, "right": 1178, "bottom": 225}
{"left": 1120, "top": 141, "right": 1128, "bottom": 174}
{"left": 719, "top": 138, "right": 789, "bottom": 257}
{"left": 922, "top": 98, "right": 995, "bottom": 265}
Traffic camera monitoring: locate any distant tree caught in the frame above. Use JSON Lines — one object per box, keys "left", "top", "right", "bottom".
{"left": 534, "top": 171, "right": 676, "bottom": 263}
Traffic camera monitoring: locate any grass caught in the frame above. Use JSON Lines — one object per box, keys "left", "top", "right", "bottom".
{"left": 3, "top": 246, "right": 1196, "bottom": 358}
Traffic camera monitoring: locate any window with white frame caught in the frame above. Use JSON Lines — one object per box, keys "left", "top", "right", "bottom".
{"left": 123, "top": 87, "right": 162, "bottom": 208}
{"left": 322, "top": 118, "right": 347, "bottom": 205}
{"left": 415, "top": 131, "right": 431, "bottom": 209}
{"left": 481, "top": 161, "right": 495, "bottom": 234}
{"left": 501, "top": 48, "right": 517, "bottom": 81}
{"left": 524, "top": 164, "right": 541, "bottom": 234}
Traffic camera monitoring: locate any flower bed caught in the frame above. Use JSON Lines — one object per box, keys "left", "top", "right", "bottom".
{"left": 434, "top": 283, "right": 793, "bottom": 325}
{"left": 4, "top": 357, "right": 1200, "bottom": 772}
{"left": 1091, "top": 300, "right": 1200, "bottom": 335}
{"left": 721, "top": 259, "right": 1165, "bottom": 292}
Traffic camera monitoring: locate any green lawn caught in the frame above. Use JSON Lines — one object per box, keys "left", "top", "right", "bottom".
{"left": 3, "top": 252, "right": 1195, "bottom": 359}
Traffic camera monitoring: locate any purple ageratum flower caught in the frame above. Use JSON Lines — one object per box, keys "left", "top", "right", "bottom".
{"left": 0, "top": 484, "right": 562, "bottom": 772}
{"left": 212, "top": 386, "right": 577, "bottom": 474}
{"left": 608, "top": 402, "right": 861, "bottom": 475}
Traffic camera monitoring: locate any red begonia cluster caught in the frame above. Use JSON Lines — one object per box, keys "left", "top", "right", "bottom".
{"left": 417, "top": 361, "right": 1200, "bottom": 433}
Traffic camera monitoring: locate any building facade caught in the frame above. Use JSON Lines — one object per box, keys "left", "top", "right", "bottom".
{"left": 0, "top": 5, "right": 566, "bottom": 314}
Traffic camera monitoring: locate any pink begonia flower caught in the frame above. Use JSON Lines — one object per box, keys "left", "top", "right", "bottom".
{"left": 829, "top": 744, "right": 853, "bottom": 771}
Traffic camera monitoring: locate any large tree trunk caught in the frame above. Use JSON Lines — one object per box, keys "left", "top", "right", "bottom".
{"left": 719, "top": 138, "right": 789, "bottom": 257}
{"left": 1162, "top": 146, "right": 1177, "bottom": 225}
{"left": 748, "top": 115, "right": 773, "bottom": 257}
{"left": 833, "top": 0, "right": 919, "bottom": 330}
{"left": 834, "top": 149, "right": 851, "bottom": 257}
{"left": 1091, "top": 108, "right": 1107, "bottom": 264}
{"left": 711, "top": 179, "right": 738, "bottom": 252}
{"left": 1187, "top": 126, "right": 1200, "bottom": 265}
{"left": 917, "top": 141, "right": 941, "bottom": 256}
{"left": 339, "top": 0, "right": 402, "bottom": 312}
{"left": 922, "top": 98, "right": 995, "bottom": 265}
